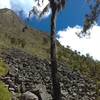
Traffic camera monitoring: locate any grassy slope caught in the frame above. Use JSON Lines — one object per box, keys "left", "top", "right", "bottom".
{"left": 0, "top": 59, "right": 12, "bottom": 100}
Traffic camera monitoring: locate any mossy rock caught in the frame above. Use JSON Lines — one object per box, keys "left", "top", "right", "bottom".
{"left": 0, "top": 81, "right": 12, "bottom": 100}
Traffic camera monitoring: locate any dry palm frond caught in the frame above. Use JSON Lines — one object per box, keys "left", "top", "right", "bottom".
{"left": 39, "top": 3, "right": 50, "bottom": 18}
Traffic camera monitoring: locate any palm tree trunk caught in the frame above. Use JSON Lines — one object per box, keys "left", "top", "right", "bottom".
{"left": 50, "top": 8, "right": 61, "bottom": 100}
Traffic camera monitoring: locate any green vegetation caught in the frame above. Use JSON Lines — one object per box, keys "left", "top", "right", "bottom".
{"left": 0, "top": 81, "right": 12, "bottom": 100}
{"left": 0, "top": 59, "right": 8, "bottom": 76}
{"left": 0, "top": 59, "right": 12, "bottom": 100}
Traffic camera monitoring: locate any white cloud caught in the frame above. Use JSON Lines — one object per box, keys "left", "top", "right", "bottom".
{"left": 57, "top": 25, "right": 100, "bottom": 60}
{"left": 0, "top": 0, "right": 50, "bottom": 17}
{"left": 10, "top": 0, "right": 34, "bottom": 17}
{"left": 0, "top": 0, "right": 11, "bottom": 9}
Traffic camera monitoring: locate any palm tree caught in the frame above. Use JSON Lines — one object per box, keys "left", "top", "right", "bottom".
{"left": 49, "top": 1, "right": 66, "bottom": 100}
{"left": 30, "top": 0, "right": 66, "bottom": 100}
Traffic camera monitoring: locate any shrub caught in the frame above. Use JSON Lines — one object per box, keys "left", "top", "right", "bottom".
{"left": 0, "top": 59, "right": 12, "bottom": 100}
{"left": 0, "top": 81, "right": 12, "bottom": 100}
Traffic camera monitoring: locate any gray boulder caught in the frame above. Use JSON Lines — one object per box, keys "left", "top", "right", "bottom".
{"left": 21, "top": 91, "right": 38, "bottom": 100}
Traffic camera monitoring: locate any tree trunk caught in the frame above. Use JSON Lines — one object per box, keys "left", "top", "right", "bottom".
{"left": 50, "top": 9, "right": 61, "bottom": 100}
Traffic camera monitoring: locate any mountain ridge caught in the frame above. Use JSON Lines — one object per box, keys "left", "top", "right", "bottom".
{"left": 0, "top": 8, "right": 50, "bottom": 59}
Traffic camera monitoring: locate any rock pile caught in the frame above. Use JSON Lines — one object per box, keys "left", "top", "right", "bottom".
{"left": 0, "top": 48, "right": 97, "bottom": 100}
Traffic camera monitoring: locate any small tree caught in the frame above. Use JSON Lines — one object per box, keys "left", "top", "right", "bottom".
{"left": 49, "top": 1, "right": 66, "bottom": 100}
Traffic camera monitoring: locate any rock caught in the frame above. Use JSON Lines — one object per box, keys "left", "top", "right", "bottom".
{"left": 11, "top": 91, "right": 18, "bottom": 100}
{"left": 9, "top": 87, "right": 15, "bottom": 91}
{"left": 7, "top": 79, "right": 17, "bottom": 91}
{"left": 21, "top": 91, "right": 38, "bottom": 100}
{"left": 4, "top": 84, "right": 9, "bottom": 88}
{"left": 35, "top": 84, "right": 52, "bottom": 100}
{"left": 20, "top": 82, "right": 26, "bottom": 93}
{"left": 0, "top": 48, "right": 97, "bottom": 100}
{"left": 12, "top": 97, "right": 17, "bottom": 100}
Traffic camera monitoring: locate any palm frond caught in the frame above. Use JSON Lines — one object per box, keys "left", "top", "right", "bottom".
{"left": 49, "top": 0, "right": 66, "bottom": 12}
{"left": 29, "top": 0, "right": 66, "bottom": 19}
{"left": 29, "top": 6, "right": 39, "bottom": 18}
{"left": 58, "top": 0, "right": 66, "bottom": 11}
{"left": 76, "top": 0, "right": 100, "bottom": 37}
{"left": 82, "top": 1, "right": 100, "bottom": 33}
{"left": 39, "top": 3, "right": 50, "bottom": 18}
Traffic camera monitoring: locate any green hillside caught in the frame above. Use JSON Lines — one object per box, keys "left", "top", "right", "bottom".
{"left": 0, "top": 8, "right": 100, "bottom": 80}
{"left": 0, "top": 8, "right": 100, "bottom": 99}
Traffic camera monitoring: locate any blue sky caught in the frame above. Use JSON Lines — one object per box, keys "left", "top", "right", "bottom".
{"left": 26, "top": 0, "right": 90, "bottom": 32}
